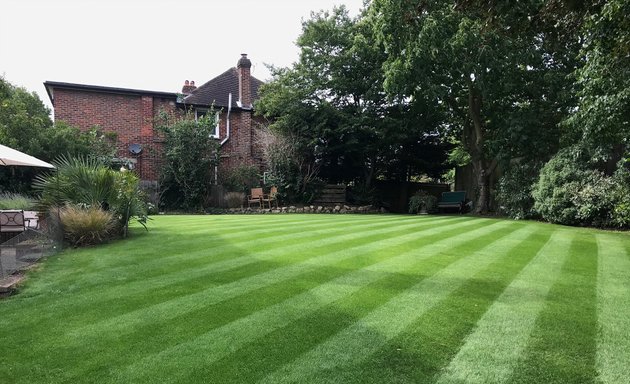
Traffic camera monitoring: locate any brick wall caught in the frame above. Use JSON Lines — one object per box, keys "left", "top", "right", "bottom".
{"left": 217, "top": 109, "right": 264, "bottom": 180}
{"left": 53, "top": 88, "right": 179, "bottom": 182}
{"left": 51, "top": 85, "right": 263, "bottom": 185}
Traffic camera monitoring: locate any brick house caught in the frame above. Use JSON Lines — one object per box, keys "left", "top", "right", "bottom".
{"left": 44, "top": 54, "right": 264, "bottom": 186}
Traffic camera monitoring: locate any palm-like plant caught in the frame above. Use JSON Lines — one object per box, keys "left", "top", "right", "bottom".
{"left": 34, "top": 155, "right": 148, "bottom": 238}
{"left": 34, "top": 156, "right": 116, "bottom": 210}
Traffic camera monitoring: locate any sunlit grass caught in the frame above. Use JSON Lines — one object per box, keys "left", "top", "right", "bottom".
{"left": 0, "top": 214, "right": 627, "bottom": 383}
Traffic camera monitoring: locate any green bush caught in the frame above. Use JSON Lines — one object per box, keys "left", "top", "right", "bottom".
{"left": 256, "top": 126, "right": 322, "bottom": 204}
{"left": 224, "top": 192, "right": 245, "bottom": 208}
{"left": 0, "top": 192, "right": 35, "bottom": 210}
{"left": 496, "top": 162, "right": 541, "bottom": 220}
{"left": 221, "top": 165, "right": 261, "bottom": 195}
{"left": 34, "top": 156, "right": 149, "bottom": 238}
{"left": 532, "top": 146, "right": 625, "bottom": 227}
{"left": 348, "top": 182, "right": 378, "bottom": 205}
{"left": 59, "top": 204, "right": 115, "bottom": 246}
{"left": 409, "top": 190, "right": 438, "bottom": 214}
{"left": 611, "top": 162, "right": 630, "bottom": 227}
{"left": 111, "top": 169, "right": 150, "bottom": 235}
{"left": 157, "top": 111, "right": 220, "bottom": 210}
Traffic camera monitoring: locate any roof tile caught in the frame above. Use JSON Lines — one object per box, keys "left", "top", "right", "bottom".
{"left": 182, "top": 68, "right": 263, "bottom": 109}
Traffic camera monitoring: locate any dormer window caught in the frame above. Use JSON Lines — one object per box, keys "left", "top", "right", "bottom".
{"left": 195, "top": 108, "right": 219, "bottom": 138}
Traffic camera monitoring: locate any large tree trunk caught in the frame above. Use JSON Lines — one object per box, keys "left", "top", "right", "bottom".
{"left": 466, "top": 84, "right": 495, "bottom": 214}
{"left": 448, "top": 85, "right": 496, "bottom": 214}
{"left": 472, "top": 158, "right": 491, "bottom": 214}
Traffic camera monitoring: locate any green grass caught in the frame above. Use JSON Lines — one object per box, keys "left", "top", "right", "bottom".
{"left": 0, "top": 192, "right": 35, "bottom": 210}
{"left": 0, "top": 214, "right": 628, "bottom": 384}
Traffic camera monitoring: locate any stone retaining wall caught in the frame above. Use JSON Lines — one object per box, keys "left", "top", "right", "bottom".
{"left": 217, "top": 205, "right": 387, "bottom": 215}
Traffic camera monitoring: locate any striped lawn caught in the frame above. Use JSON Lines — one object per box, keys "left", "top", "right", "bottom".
{"left": 0, "top": 214, "right": 628, "bottom": 384}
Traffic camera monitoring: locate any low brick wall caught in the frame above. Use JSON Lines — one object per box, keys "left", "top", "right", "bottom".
{"left": 211, "top": 204, "right": 387, "bottom": 215}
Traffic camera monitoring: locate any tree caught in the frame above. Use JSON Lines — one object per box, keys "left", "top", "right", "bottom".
{"left": 255, "top": 123, "right": 322, "bottom": 203}
{"left": 156, "top": 110, "right": 220, "bottom": 210}
{"left": 257, "top": 6, "right": 448, "bottom": 193}
{"left": 0, "top": 76, "right": 52, "bottom": 155}
{"left": 0, "top": 77, "right": 113, "bottom": 193}
{"left": 562, "top": 0, "right": 629, "bottom": 169}
{"left": 369, "top": 0, "right": 577, "bottom": 213}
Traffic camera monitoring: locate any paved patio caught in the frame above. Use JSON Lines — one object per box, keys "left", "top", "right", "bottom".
{"left": 0, "top": 229, "right": 57, "bottom": 296}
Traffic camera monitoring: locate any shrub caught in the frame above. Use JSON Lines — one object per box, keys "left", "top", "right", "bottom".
{"left": 496, "top": 162, "right": 541, "bottom": 220}
{"left": 611, "top": 162, "right": 630, "bottom": 227}
{"left": 533, "top": 147, "right": 590, "bottom": 225}
{"left": 0, "top": 192, "right": 35, "bottom": 210}
{"left": 33, "top": 156, "right": 149, "bottom": 237}
{"left": 157, "top": 111, "right": 220, "bottom": 210}
{"left": 348, "top": 182, "right": 378, "bottom": 206}
{"left": 59, "top": 204, "right": 114, "bottom": 246}
{"left": 221, "top": 165, "right": 261, "bottom": 195}
{"left": 256, "top": 125, "right": 322, "bottom": 204}
{"left": 224, "top": 192, "right": 245, "bottom": 208}
{"left": 111, "top": 169, "right": 150, "bottom": 236}
{"left": 570, "top": 171, "right": 616, "bottom": 227}
{"left": 34, "top": 156, "right": 116, "bottom": 209}
{"left": 532, "top": 146, "right": 624, "bottom": 227}
{"left": 409, "top": 190, "right": 438, "bottom": 214}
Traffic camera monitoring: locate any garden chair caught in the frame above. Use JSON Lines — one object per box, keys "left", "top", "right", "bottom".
{"left": 261, "top": 186, "right": 278, "bottom": 209}
{"left": 23, "top": 211, "right": 39, "bottom": 229}
{"left": 0, "top": 210, "right": 26, "bottom": 235}
{"left": 247, "top": 188, "right": 264, "bottom": 208}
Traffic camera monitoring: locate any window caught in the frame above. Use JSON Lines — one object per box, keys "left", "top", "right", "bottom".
{"left": 195, "top": 108, "right": 219, "bottom": 138}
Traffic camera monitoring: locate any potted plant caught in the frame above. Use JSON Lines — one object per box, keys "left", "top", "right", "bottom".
{"left": 408, "top": 190, "right": 438, "bottom": 214}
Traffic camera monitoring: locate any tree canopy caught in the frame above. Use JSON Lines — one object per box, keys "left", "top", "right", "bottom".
{"left": 256, "top": 6, "right": 450, "bottom": 193}
{"left": 156, "top": 110, "right": 220, "bottom": 211}
{"left": 0, "top": 76, "right": 114, "bottom": 193}
{"left": 368, "top": 0, "right": 580, "bottom": 212}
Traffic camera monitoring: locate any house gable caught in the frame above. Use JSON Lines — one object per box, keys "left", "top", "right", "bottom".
{"left": 181, "top": 70, "right": 263, "bottom": 110}
{"left": 44, "top": 54, "right": 264, "bottom": 183}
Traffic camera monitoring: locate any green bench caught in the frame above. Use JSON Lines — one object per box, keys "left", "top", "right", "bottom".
{"left": 437, "top": 191, "right": 467, "bottom": 213}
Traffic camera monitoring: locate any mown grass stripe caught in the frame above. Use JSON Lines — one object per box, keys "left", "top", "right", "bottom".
{"left": 3, "top": 219, "right": 472, "bottom": 352}
{"left": 596, "top": 234, "right": 630, "bottom": 384}
{"left": 178, "top": 224, "right": 532, "bottom": 383}
{"left": 11, "top": 216, "right": 452, "bottom": 320}
{"left": 41, "top": 215, "right": 416, "bottom": 286}
{"left": 29, "top": 219, "right": 492, "bottom": 382}
{"left": 291, "top": 229, "right": 551, "bottom": 384}
{"left": 435, "top": 229, "right": 572, "bottom": 384}
{"left": 64, "top": 217, "right": 486, "bottom": 343}
{"left": 56, "top": 215, "right": 438, "bottom": 286}
{"left": 259, "top": 223, "right": 535, "bottom": 384}
{"left": 44, "top": 215, "right": 416, "bottom": 283}
{"left": 110, "top": 220, "right": 513, "bottom": 383}
{"left": 509, "top": 233, "right": 598, "bottom": 384}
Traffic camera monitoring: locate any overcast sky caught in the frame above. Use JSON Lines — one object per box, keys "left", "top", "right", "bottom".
{"left": 1, "top": 0, "right": 365, "bottom": 113}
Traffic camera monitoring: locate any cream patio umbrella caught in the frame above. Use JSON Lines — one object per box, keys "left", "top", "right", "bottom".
{"left": 0, "top": 144, "right": 54, "bottom": 168}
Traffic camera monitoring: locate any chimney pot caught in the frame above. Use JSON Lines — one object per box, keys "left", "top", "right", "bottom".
{"left": 237, "top": 53, "right": 252, "bottom": 69}
{"left": 181, "top": 79, "right": 197, "bottom": 95}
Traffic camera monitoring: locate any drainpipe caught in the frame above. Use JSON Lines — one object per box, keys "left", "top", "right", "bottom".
{"left": 216, "top": 93, "right": 232, "bottom": 185}
{"left": 220, "top": 93, "right": 232, "bottom": 146}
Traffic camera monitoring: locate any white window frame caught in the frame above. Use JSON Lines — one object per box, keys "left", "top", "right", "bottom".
{"left": 195, "top": 108, "right": 220, "bottom": 138}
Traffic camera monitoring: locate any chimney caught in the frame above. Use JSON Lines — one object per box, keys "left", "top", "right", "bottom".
{"left": 181, "top": 80, "right": 197, "bottom": 95}
{"left": 237, "top": 54, "right": 252, "bottom": 109}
